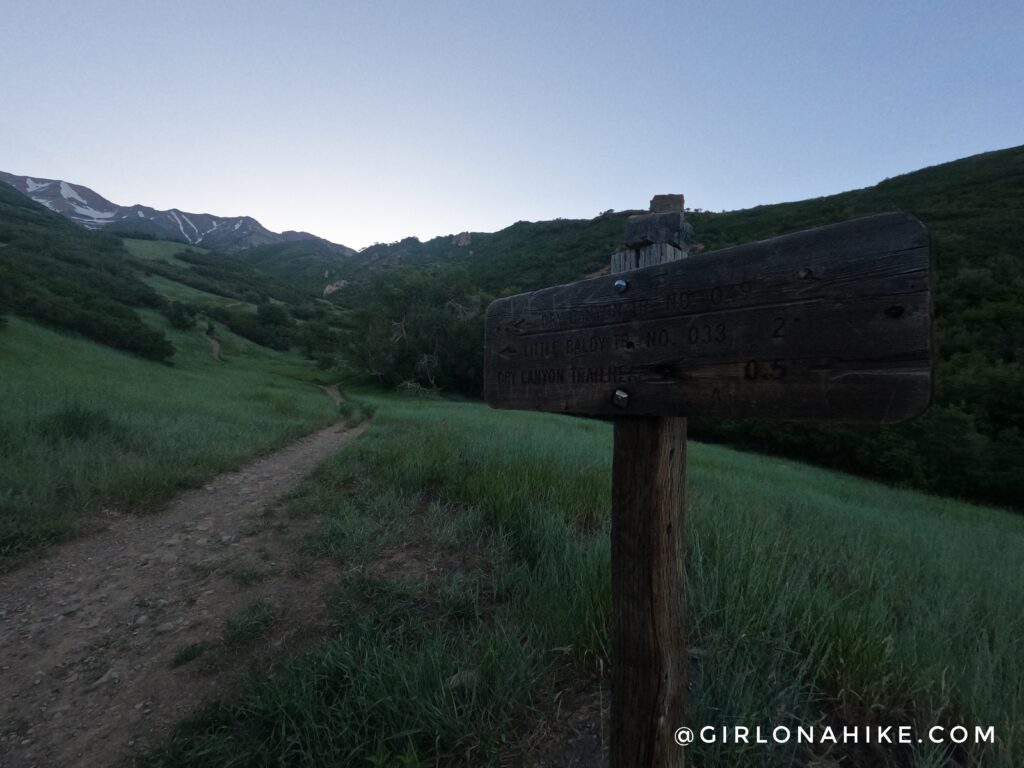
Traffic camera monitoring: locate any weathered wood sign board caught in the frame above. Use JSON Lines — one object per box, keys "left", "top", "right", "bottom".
{"left": 485, "top": 213, "right": 932, "bottom": 422}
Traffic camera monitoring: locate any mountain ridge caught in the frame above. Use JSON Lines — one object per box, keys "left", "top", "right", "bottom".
{"left": 0, "top": 171, "right": 355, "bottom": 255}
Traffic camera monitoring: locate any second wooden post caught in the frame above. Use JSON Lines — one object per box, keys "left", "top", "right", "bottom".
{"left": 610, "top": 194, "right": 690, "bottom": 768}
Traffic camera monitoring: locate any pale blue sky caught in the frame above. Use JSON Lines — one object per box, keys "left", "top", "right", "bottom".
{"left": 2, "top": 1, "right": 1021, "bottom": 249}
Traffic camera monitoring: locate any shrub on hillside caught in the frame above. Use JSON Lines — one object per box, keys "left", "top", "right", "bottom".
{"left": 256, "top": 302, "right": 291, "bottom": 327}
{"left": 166, "top": 301, "right": 197, "bottom": 330}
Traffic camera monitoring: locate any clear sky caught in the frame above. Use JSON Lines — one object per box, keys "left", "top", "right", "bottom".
{"left": 2, "top": 1, "right": 1021, "bottom": 249}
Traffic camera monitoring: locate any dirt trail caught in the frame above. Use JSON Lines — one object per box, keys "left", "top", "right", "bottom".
{"left": 204, "top": 333, "right": 222, "bottom": 361}
{"left": 198, "top": 319, "right": 221, "bottom": 362}
{"left": 319, "top": 383, "right": 343, "bottom": 406}
{"left": 0, "top": 419, "right": 370, "bottom": 767}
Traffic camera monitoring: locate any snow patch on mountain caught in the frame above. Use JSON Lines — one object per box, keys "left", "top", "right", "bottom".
{"left": 168, "top": 210, "right": 191, "bottom": 243}
{"left": 59, "top": 181, "right": 88, "bottom": 205}
{"left": 71, "top": 203, "right": 116, "bottom": 221}
{"left": 200, "top": 220, "right": 221, "bottom": 241}
{"left": 0, "top": 170, "right": 356, "bottom": 255}
{"left": 180, "top": 212, "right": 199, "bottom": 241}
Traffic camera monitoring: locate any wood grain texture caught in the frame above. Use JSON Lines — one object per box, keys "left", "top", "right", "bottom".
{"left": 485, "top": 213, "right": 932, "bottom": 422}
{"left": 612, "top": 417, "right": 687, "bottom": 768}
{"left": 611, "top": 223, "right": 689, "bottom": 768}
{"left": 625, "top": 211, "right": 689, "bottom": 249}
{"left": 612, "top": 242, "right": 688, "bottom": 272}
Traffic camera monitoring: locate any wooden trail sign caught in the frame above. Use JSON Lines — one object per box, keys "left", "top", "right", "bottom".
{"left": 483, "top": 202, "right": 932, "bottom": 768}
{"left": 485, "top": 212, "right": 932, "bottom": 422}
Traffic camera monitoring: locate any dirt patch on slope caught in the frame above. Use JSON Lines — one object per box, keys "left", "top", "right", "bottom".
{"left": 204, "top": 333, "right": 222, "bottom": 361}
{"left": 197, "top": 319, "right": 221, "bottom": 361}
{"left": 319, "top": 383, "right": 343, "bottom": 406}
{"left": 0, "top": 420, "right": 369, "bottom": 767}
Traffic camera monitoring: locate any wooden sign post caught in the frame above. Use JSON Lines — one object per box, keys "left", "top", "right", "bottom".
{"left": 483, "top": 200, "right": 932, "bottom": 768}
{"left": 609, "top": 196, "right": 689, "bottom": 768}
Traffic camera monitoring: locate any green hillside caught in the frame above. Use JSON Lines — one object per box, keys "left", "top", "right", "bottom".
{"left": 0, "top": 182, "right": 174, "bottom": 360}
{"left": 0, "top": 189, "right": 349, "bottom": 565}
{"left": 0, "top": 184, "right": 330, "bottom": 363}
{"left": 239, "top": 238, "right": 355, "bottom": 295}
{"left": 333, "top": 145, "right": 1024, "bottom": 507}
{"left": 347, "top": 213, "right": 630, "bottom": 291}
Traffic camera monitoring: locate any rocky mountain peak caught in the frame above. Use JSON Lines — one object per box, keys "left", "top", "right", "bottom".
{"left": 0, "top": 171, "right": 353, "bottom": 254}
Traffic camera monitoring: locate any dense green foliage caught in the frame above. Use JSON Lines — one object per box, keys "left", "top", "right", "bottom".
{"left": 0, "top": 184, "right": 174, "bottom": 360}
{"left": 144, "top": 395, "right": 1022, "bottom": 767}
{"left": 206, "top": 303, "right": 294, "bottom": 351}
{"left": 336, "top": 146, "right": 1024, "bottom": 507}
{"left": 341, "top": 267, "right": 491, "bottom": 394}
{"left": 166, "top": 300, "right": 196, "bottom": 329}
{"left": 348, "top": 214, "right": 626, "bottom": 293}
{"left": 238, "top": 237, "right": 355, "bottom": 294}
{"left": 684, "top": 146, "right": 1024, "bottom": 507}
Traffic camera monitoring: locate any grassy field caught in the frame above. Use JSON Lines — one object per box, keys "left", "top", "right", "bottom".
{"left": 124, "top": 238, "right": 260, "bottom": 310}
{"left": 139, "top": 272, "right": 255, "bottom": 309}
{"left": 124, "top": 237, "right": 207, "bottom": 264}
{"left": 144, "top": 394, "right": 1023, "bottom": 767}
{"left": 0, "top": 314, "right": 337, "bottom": 566}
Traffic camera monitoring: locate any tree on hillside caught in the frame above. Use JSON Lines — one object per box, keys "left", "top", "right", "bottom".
{"left": 257, "top": 302, "right": 291, "bottom": 327}
{"left": 343, "top": 267, "right": 490, "bottom": 395}
{"left": 166, "top": 301, "right": 196, "bottom": 330}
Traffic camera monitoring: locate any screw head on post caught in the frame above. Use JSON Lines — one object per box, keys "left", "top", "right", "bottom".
{"left": 613, "top": 278, "right": 628, "bottom": 294}
{"left": 612, "top": 389, "right": 630, "bottom": 408}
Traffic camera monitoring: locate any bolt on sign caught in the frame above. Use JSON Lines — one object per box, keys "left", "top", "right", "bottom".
{"left": 485, "top": 213, "right": 932, "bottom": 423}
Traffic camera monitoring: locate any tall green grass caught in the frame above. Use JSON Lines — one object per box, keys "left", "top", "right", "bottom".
{"left": 143, "top": 395, "right": 1023, "bottom": 766}
{"left": 0, "top": 316, "right": 337, "bottom": 564}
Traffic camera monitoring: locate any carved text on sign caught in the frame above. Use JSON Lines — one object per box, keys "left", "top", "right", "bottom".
{"left": 484, "top": 213, "right": 932, "bottom": 422}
